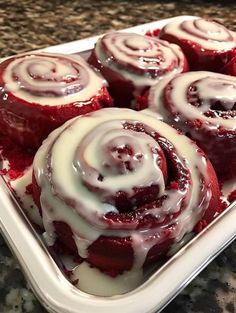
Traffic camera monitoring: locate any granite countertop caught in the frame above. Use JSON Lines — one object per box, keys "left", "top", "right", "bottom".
{"left": 0, "top": 0, "right": 236, "bottom": 312}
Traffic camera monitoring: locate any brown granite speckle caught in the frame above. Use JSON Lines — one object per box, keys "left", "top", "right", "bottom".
{"left": 0, "top": 0, "right": 236, "bottom": 57}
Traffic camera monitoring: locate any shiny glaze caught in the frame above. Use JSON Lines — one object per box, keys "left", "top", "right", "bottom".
{"left": 33, "top": 108, "right": 218, "bottom": 285}
{"left": 159, "top": 18, "right": 236, "bottom": 71}
{"left": 88, "top": 32, "right": 188, "bottom": 107}
{"left": 0, "top": 53, "right": 112, "bottom": 148}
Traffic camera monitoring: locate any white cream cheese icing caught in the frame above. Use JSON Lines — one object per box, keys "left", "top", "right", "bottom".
{"left": 148, "top": 71, "right": 236, "bottom": 131}
{"left": 94, "top": 32, "right": 186, "bottom": 88}
{"left": 33, "top": 108, "right": 211, "bottom": 272}
{"left": 3, "top": 53, "right": 105, "bottom": 106}
{"left": 161, "top": 18, "right": 236, "bottom": 51}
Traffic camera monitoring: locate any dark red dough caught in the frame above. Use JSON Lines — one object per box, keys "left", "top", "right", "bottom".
{"left": 89, "top": 50, "right": 136, "bottom": 108}
{"left": 0, "top": 56, "right": 113, "bottom": 149}
{"left": 221, "top": 55, "right": 236, "bottom": 76}
{"left": 192, "top": 130, "right": 236, "bottom": 181}
{"left": 145, "top": 29, "right": 161, "bottom": 37}
{"left": 135, "top": 90, "right": 150, "bottom": 111}
{"left": 0, "top": 133, "right": 34, "bottom": 180}
{"left": 51, "top": 220, "right": 172, "bottom": 274}
{"left": 228, "top": 189, "right": 236, "bottom": 203}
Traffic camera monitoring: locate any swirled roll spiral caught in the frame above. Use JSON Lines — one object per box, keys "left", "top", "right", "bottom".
{"left": 32, "top": 108, "right": 220, "bottom": 273}
{"left": 159, "top": 18, "right": 236, "bottom": 71}
{"left": 0, "top": 53, "right": 112, "bottom": 148}
{"left": 88, "top": 32, "right": 188, "bottom": 108}
{"left": 147, "top": 71, "right": 236, "bottom": 180}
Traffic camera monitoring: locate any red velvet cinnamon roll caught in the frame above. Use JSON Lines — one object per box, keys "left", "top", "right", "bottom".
{"left": 0, "top": 53, "right": 112, "bottom": 148}
{"left": 88, "top": 32, "right": 188, "bottom": 108}
{"left": 147, "top": 71, "right": 236, "bottom": 180}
{"left": 159, "top": 18, "right": 236, "bottom": 71}
{"left": 32, "top": 108, "right": 220, "bottom": 273}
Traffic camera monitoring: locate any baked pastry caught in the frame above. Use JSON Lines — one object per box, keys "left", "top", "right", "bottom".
{"left": 145, "top": 71, "right": 236, "bottom": 180}
{"left": 159, "top": 18, "right": 236, "bottom": 71}
{"left": 32, "top": 108, "right": 220, "bottom": 274}
{"left": 88, "top": 32, "right": 188, "bottom": 108}
{"left": 0, "top": 53, "right": 112, "bottom": 148}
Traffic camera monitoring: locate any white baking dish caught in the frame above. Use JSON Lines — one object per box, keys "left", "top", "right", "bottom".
{"left": 0, "top": 16, "right": 235, "bottom": 313}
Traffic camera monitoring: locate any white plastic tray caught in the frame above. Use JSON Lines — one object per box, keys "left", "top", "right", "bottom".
{"left": 0, "top": 15, "right": 236, "bottom": 313}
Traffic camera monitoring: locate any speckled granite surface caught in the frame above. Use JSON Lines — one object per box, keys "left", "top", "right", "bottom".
{"left": 0, "top": 0, "right": 236, "bottom": 312}
{"left": 1, "top": 0, "right": 236, "bottom": 57}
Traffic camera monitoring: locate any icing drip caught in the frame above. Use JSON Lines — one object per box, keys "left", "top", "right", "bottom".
{"left": 71, "top": 262, "right": 143, "bottom": 296}
{"left": 3, "top": 53, "right": 105, "bottom": 106}
{"left": 33, "top": 108, "right": 211, "bottom": 269}
{"left": 162, "top": 18, "right": 236, "bottom": 51}
{"left": 95, "top": 32, "right": 186, "bottom": 87}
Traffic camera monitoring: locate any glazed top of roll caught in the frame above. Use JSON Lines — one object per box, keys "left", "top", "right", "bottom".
{"left": 1, "top": 53, "right": 106, "bottom": 106}
{"left": 33, "top": 108, "right": 214, "bottom": 268}
{"left": 160, "top": 17, "right": 236, "bottom": 51}
{"left": 93, "top": 32, "right": 187, "bottom": 87}
{"left": 148, "top": 71, "right": 236, "bottom": 131}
